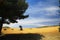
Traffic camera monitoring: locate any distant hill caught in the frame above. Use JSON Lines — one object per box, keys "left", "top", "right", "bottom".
{"left": 3, "top": 26, "right": 10, "bottom": 28}
{"left": 36, "top": 25, "right": 59, "bottom": 28}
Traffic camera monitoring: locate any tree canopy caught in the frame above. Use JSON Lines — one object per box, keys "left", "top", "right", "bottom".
{"left": 0, "top": 0, "right": 29, "bottom": 24}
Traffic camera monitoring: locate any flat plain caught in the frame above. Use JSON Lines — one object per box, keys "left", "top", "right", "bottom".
{"left": 1, "top": 26, "right": 60, "bottom": 40}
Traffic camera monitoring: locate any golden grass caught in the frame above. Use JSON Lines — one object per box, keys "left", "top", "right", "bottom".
{"left": 42, "top": 32, "right": 60, "bottom": 40}
{"left": 2, "top": 26, "right": 60, "bottom": 40}
{"left": 2, "top": 26, "right": 59, "bottom": 34}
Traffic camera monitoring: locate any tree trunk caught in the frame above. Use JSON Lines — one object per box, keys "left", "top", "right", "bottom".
{"left": 59, "top": 27, "right": 60, "bottom": 32}
{"left": 59, "top": 23, "right": 60, "bottom": 32}
{"left": 0, "top": 18, "right": 4, "bottom": 34}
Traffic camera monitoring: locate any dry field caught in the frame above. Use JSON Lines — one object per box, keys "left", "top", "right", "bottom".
{"left": 42, "top": 32, "right": 60, "bottom": 40}
{"left": 1, "top": 26, "right": 60, "bottom": 40}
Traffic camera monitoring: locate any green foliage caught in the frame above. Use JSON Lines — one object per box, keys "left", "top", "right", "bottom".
{"left": 0, "top": 0, "right": 29, "bottom": 23}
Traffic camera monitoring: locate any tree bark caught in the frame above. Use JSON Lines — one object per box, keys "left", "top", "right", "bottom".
{"left": 59, "top": 23, "right": 60, "bottom": 32}
{"left": 0, "top": 18, "right": 4, "bottom": 34}
{"left": 59, "top": 27, "right": 60, "bottom": 32}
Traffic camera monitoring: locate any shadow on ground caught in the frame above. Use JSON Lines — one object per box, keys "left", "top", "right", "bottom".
{"left": 0, "top": 33, "right": 44, "bottom": 40}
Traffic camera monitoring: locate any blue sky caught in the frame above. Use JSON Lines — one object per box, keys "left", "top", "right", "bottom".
{"left": 3, "top": 0, "right": 60, "bottom": 28}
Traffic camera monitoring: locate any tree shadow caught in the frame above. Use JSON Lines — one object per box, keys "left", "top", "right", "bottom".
{"left": 0, "top": 33, "right": 44, "bottom": 40}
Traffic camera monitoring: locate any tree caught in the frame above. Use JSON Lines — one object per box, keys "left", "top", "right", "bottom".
{"left": 0, "top": 0, "right": 29, "bottom": 34}
{"left": 58, "top": 23, "right": 60, "bottom": 32}
{"left": 19, "top": 25, "right": 23, "bottom": 31}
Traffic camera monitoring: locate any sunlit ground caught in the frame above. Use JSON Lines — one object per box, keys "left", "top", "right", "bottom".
{"left": 2, "top": 26, "right": 59, "bottom": 34}
{"left": 1, "top": 26, "right": 60, "bottom": 40}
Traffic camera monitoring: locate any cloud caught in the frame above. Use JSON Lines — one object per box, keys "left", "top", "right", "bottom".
{"left": 25, "top": 1, "right": 59, "bottom": 17}
{"left": 44, "top": 7, "right": 59, "bottom": 11}
{"left": 27, "top": 6, "right": 59, "bottom": 14}
{"left": 17, "top": 18, "right": 59, "bottom": 25}
{"left": 3, "top": 18, "right": 59, "bottom": 28}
